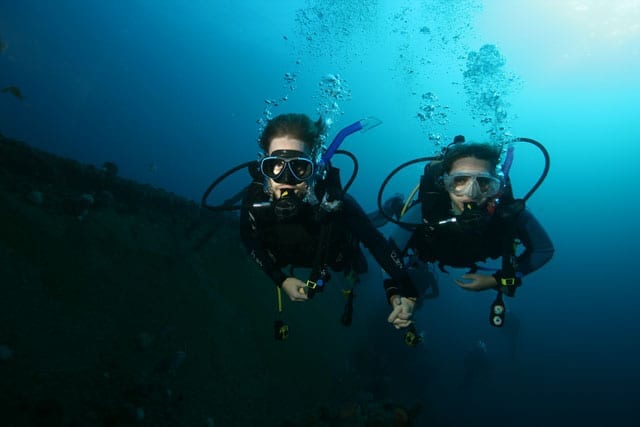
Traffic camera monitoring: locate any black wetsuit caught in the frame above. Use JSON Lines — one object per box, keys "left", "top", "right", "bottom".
{"left": 240, "top": 180, "right": 417, "bottom": 300}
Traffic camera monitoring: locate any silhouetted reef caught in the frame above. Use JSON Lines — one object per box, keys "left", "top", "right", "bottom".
{"left": 0, "top": 135, "right": 426, "bottom": 426}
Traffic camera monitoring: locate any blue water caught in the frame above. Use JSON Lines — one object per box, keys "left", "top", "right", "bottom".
{"left": 2, "top": 1, "right": 639, "bottom": 425}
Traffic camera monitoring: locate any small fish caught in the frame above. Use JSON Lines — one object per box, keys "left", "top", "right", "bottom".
{"left": 2, "top": 86, "right": 24, "bottom": 101}
{"left": 0, "top": 39, "right": 7, "bottom": 53}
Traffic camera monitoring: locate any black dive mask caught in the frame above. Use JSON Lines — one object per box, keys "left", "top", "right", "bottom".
{"left": 260, "top": 150, "right": 315, "bottom": 185}
{"left": 456, "top": 201, "right": 491, "bottom": 233}
{"left": 273, "top": 189, "right": 303, "bottom": 220}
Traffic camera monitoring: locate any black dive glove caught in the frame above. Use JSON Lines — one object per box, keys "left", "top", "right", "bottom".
{"left": 492, "top": 270, "right": 522, "bottom": 297}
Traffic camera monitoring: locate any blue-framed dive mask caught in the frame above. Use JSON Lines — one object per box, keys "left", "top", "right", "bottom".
{"left": 260, "top": 150, "right": 315, "bottom": 184}
{"left": 443, "top": 171, "right": 503, "bottom": 198}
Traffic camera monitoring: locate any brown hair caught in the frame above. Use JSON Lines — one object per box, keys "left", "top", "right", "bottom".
{"left": 441, "top": 142, "right": 502, "bottom": 173}
{"left": 258, "top": 113, "right": 326, "bottom": 157}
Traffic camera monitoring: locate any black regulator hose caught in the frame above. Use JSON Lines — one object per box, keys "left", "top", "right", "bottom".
{"left": 336, "top": 149, "right": 358, "bottom": 195}
{"left": 512, "top": 137, "right": 550, "bottom": 202}
{"left": 376, "top": 156, "right": 441, "bottom": 228}
{"left": 201, "top": 161, "right": 257, "bottom": 212}
{"left": 376, "top": 137, "right": 551, "bottom": 227}
{"left": 201, "top": 150, "right": 359, "bottom": 212}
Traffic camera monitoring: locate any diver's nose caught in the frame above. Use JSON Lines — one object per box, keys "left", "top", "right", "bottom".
{"left": 277, "top": 164, "right": 296, "bottom": 184}
{"left": 466, "top": 179, "right": 481, "bottom": 199}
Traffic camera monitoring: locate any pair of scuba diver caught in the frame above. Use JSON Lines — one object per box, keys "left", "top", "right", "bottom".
{"left": 202, "top": 113, "right": 554, "bottom": 344}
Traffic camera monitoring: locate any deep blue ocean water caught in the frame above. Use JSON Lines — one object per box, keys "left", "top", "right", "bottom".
{"left": 2, "top": 1, "right": 639, "bottom": 425}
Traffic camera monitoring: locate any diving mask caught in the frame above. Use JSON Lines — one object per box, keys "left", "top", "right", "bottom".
{"left": 443, "top": 171, "right": 502, "bottom": 199}
{"left": 260, "top": 150, "right": 315, "bottom": 184}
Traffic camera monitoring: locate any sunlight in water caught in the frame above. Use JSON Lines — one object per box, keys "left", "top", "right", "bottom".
{"left": 546, "top": 0, "right": 640, "bottom": 73}
{"left": 565, "top": 0, "right": 640, "bottom": 44}
{"left": 482, "top": 0, "right": 640, "bottom": 76}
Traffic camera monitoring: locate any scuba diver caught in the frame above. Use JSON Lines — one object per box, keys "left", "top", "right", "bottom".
{"left": 377, "top": 135, "right": 554, "bottom": 326}
{"left": 202, "top": 113, "right": 418, "bottom": 337}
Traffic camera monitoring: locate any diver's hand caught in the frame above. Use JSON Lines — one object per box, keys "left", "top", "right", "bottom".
{"left": 281, "top": 277, "right": 309, "bottom": 302}
{"left": 387, "top": 296, "right": 415, "bottom": 329}
{"left": 455, "top": 273, "right": 497, "bottom": 291}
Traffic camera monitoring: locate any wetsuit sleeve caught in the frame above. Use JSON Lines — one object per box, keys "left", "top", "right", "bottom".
{"left": 239, "top": 182, "right": 287, "bottom": 287}
{"left": 514, "top": 209, "right": 555, "bottom": 276}
{"left": 341, "top": 195, "right": 419, "bottom": 300}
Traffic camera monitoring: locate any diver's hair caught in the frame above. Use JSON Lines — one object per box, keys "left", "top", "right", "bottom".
{"left": 259, "top": 113, "right": 326, "bottom": 157}
{"left": 441, "top": 142, "right": 502, "bottom": 173}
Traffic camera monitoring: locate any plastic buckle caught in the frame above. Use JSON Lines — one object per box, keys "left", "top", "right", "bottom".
{"left": 500, "top": 277, "right": 517, "bottom": 286}
{"left": 306, "top": 278, "right": 325, "bottom": 290}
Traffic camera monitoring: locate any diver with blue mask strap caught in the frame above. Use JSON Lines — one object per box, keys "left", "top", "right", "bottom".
{"left": 237, "top": 113, "right": 418, "bottom": 338}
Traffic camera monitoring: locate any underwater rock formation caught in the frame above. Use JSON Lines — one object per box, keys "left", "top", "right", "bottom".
{"left": 0, "top": 135, "right": 426, "bottom": 426}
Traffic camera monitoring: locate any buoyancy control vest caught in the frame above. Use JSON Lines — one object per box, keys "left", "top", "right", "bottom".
{"left": 246, "top": 165, "right": 367, "bottom": 275}
{"left": 412, "top": 159, "right": 523, "bottom": 271}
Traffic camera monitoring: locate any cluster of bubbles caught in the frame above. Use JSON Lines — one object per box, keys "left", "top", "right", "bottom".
{"left": 257, "top": 0, "right": 372, "bottom": 138}
{"left": 257, "top": 1, "right": 519, "bottom": 152}
{"left": 255, "top": 69, "right": 301, "bottom": 136}
{"left": 315, "top": 73, "right": 351, "bottom": 127}
{"left": 462, "top": 44, "right": 521, "bottom": 143}
{"left": 292, "top": 0, "right": 380, "bottom": 67}
{"left": 255, "top": 69, "right": 351, "bottom": 140}
{"left": 386, "top": 0, "right": 482, "bottom": 149}
{"left": 416, "top": 91, "right": 450, "bottom": 146}
{"left": 389, "top": 1, "right": 479, "bottom": 79}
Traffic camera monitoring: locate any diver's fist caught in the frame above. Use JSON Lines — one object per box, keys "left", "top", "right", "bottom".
{"left": 387, "top": 295, "right": 415, "bottom": 329}
{"left": 282, "top": 277, "right": 309, "bottom": 301}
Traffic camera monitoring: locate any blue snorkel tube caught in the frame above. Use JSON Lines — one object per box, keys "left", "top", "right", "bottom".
{"left": 501, "top": 145, "right": 515, "bottom": 178}
{"left": 318, "top": 117, "right": 382, "bottom": 170}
